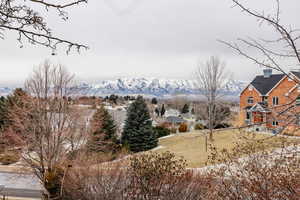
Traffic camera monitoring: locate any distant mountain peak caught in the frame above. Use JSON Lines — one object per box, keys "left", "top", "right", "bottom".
{"left": 0, "top": 77, "right": 247, "bottom": 98}
{"left": 75, "top": 77, "right": 247, "bottom": 97}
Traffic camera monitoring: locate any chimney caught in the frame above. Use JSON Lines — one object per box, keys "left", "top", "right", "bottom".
{"left": 263, "top": 69, "right": 272, "bottom": 78}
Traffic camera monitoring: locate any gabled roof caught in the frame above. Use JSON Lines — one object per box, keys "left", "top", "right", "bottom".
{"left": 249, "top": 102, "right": 270, "bottom": 113}
{"left": 165, "top": 116, "right": 185, "bottom": 124}
{"left": 250, "top": 74, "right": 285, "bottom": 96}
{"left": 290, "top": 71, "right": 300, "bottom": 80}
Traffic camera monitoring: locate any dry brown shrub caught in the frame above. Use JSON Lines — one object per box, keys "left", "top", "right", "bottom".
{"left": 178, "top": 123, "right": 188, "bottom": 133}
{"left": 62, "top": 151, "right": 213, "bottom": 200}
{"left": 0, "top": 151, "right": 20, "bottom": 165}
{"left": 206, "top": 132, "right": 300, "bottom": 200}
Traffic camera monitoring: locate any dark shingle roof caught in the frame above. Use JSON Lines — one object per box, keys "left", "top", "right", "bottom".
{"left": 166, "top": 116, "right": 185, "bottom": 124}
{"left": 291, "top": 71, "right": 300, "bottom": 80}
{"left": 250, "top": 74, "right": 285, "bottom": 95}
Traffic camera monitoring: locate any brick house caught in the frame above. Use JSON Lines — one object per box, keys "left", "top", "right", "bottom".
{"left": 239, "top": 69, "right": 300, "bottom": 132}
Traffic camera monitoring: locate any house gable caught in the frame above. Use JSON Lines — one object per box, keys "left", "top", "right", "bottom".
{"left": 267, "top": 76, "right": 299, "bottom": 106}
{"left": 240, "top": 84, "right": 261, "bottom": 110}
{"left": 250, "top": 74, "right": 285, "bottom": 96}
{"left": 240, "top": 84, "right": 262, "bottom": 97}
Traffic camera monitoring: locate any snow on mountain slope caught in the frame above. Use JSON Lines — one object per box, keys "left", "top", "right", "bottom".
{"left": 74, "top": 78, "right": 247, "bottom": 97}
{"left": 0, "top": 87, "right": 13, "bottom": 96}
{"left": 0, "top": 78, "right": 248, "bottom": 97}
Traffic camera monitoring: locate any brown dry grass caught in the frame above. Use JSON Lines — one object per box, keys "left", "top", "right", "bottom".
{"left": 153, "top": 130, "right": 300, "bottom": 168}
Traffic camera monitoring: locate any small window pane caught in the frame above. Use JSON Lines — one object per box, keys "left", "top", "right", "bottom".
{"left": 248, "top": 97, "right": 254, "bottom": 104}
{"left": 296, "top": 96, "right": 300, "bottom": 106}
{"left": 272, "top": 97, "right": 279, "bottom": 105}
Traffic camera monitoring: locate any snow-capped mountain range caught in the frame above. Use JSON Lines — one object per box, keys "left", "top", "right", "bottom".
{"left": 0, "top": 78, "right": 247, "bottom": 98}
{"left": 75, "top": 78, "right": 247, "bottom": 97}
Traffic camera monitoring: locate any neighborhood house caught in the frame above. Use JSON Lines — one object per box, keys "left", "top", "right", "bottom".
{"left": 240, "top": 69, "right": 300, "bottom": 133}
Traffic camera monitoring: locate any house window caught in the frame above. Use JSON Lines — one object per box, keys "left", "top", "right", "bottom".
{"left": 246, "top": 112, "right": 251, "bottom": 120}
{"left": 296, "top": 115, "right": 300, "bottom": 126}
{"left": 262, "top": 96, "right": 268, "bottom": 103}
{"left": 247, "top": 97, "right": 254, "bottom": 104}
{"left": 272, "top": 121, "right": 279, "bottom": 126}
{"left": 272, "top": 97, "right": 279, "bottom": 106}
{"left": 296, "top": 96, "right": 300, "bottom": 106}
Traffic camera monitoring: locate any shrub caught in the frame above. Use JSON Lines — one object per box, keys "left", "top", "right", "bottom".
{"left": 128, "top": 151, "right": 189, "bottom": 198}
{"left": 214, "top": 123, "right": 230, "bottom": 129}
{"left": 63, "top": 152, "right": 213, "bottom": 200}
{"left": 159, "top": 122, "right": 172, "bottom": 129}
{"left": 178, "top": 123, "right": 188, "bottom": 133}
{"left": 44, "top": 165, "right": 65, "bottom": 199}
{"left": 153, "top": 126, "right": 171, "bottom": 138}
{"left": 0, "top": 152, "right": 20, "bottom": 165}
{"left": 194, "top": 123, "right": 205, "bottom": 130}
{"left": 170, "top": 127, "right": 177, "bottom": 133}
{"left": 130, "top": 151, "right": 187, "bottom": 180}
{"left": 207, "top": 133, "right": 300, "bottom": 200}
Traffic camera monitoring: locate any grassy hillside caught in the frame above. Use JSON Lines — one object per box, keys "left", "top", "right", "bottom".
{"left": 153, "top": 130, "right": 299, "bottom": 168}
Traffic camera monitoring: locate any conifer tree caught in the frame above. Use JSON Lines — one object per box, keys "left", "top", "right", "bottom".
{"left": 160, "top": 104, "right": 166, "bottom": 117}
{"left": 122, "top": 96, "right": 158, "bottom": 152}
{"left": 181, "top": 104, "right": 190, "bottom": 114}
{"left": 155, "top": 107, "right": 160, "bottom": 117}
{"left": 88, "top": 106, "right": 118, "bottom": 152}
{"left": 151, "top": 97, "right": 158, "bottom": 104}
{"left": 0, "top": 96, "right": 8, "bottom": 130}
{"left": 4, "top": 88, "right": 32, "bottom": 133}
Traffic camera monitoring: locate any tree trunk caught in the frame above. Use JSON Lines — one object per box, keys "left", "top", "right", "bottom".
{"left": 208, "top": 102, "right": 214, "bottom": 141}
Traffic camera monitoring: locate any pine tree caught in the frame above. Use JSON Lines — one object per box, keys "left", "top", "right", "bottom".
{"left": 3, "top": 88, "right": 31, "bottom": 132}
{"left": 88, "top": 106, "right": 118, "bottom": 152}
{"left": 151, "top": 97, "right": 158, "bottom": 104}
{"left": 155, "top": 107, "right": 160, "bottom": 117}
{"left": 0, "top": 96, "right": 8, "bottom": 130}
{"left": 181, "top": 104, "right": 189, "bottom": 114}
{"left": 160, "top": 104, "right": 166, "bottom": 117}
{"left": 122, "top": 96, "right": 158, "bottom": 152}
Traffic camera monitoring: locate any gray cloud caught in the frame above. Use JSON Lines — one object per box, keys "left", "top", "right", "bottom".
{"left": 1, "top": 0, "right": 300, "bottom": 85}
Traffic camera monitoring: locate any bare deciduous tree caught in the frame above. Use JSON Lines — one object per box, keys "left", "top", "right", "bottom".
{"left": 8, "top": 60, "right": 88, "bottom": 199}
{"left": 0, "top": 0, "right": 88, "bottom": 53}
{"left": 195, "top": 56, "right": 231, "bottom": 145}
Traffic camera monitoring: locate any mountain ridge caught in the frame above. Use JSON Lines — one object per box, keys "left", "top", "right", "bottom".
{"left": 0, "top": 77, "right": 248, "bottom": 98}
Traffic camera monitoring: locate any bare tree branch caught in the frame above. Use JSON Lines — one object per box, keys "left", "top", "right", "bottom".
{"left": 221, "top": 0, "right": 300, "bottom": 73}
{"left": 195, "top": 56, "right": 231, "bottom": 143}
{"left": 0, "top": 0, "right": 88, "bottom": 53}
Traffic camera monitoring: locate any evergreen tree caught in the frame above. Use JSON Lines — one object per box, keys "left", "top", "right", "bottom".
{"left": 151, "top": 97, "right": 158, "bottom": 104}
{"left": 154, "top": 107, "right": 160, "bottom": 117}
{"left": 88, "top": 106, "right": 118, "bottom": 152}
{"left": 191, "top": 107, "right": 195, "bottom": 115}
{"left": 160, "top": 104, "right": 166, "bottom": 117}
{"left": 181, "top": 104, "right": 190, "bottom": 114}
{"left": 122, "top": 96, "right": 158, "bottom": 152}
{"left": 109, "top": 94, "right": 118, "bottom": 104}
{"left": 1, "top": 88, "right": 31, "bottom": 132}
{"left": 0, "top": 96, "right": 8, "bottom": 130}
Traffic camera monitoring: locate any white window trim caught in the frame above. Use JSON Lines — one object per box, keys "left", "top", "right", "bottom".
{"left": 247, "top": 97, "right": 254, "bottom": 104}
{"left": 272, "top": 121, "right": 279, "bottom": 126}
{"left": 272, "top": 96, "right": 279, "bottom": 106}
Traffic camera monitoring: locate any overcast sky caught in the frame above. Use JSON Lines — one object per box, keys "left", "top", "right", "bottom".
{"left": 1, "top": 0, "right": 300, "bottom": 86}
